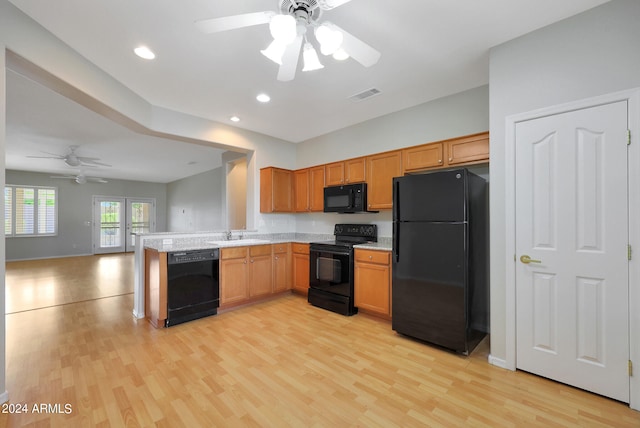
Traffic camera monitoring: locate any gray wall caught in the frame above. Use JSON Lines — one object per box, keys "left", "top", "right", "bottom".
{"left": 295, "top": 85, "right": 490, "bottom": 237}
{"left": 166, "top": 167, "right": 224, "bottom": 232}
{"left": 5, "top": 169, "right": 167, "bottom": 260}
{"left": 489, "top": 0, "right": 640, "bottom": 361}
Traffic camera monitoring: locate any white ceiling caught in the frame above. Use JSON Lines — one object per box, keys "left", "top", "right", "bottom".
{"left": 5, "top": 0, "right": 610, "bottom": 182}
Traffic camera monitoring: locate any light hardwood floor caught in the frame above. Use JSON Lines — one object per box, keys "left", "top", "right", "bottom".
{"left": 1, "top": 255, "right": 638, "bottom": 427}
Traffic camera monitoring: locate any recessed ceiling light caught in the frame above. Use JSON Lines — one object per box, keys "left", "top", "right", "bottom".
{"left": 256, "top": 93, "right": 271, "bottom": 103}
{"left": 230, "top": 116, "right": 241, "bottom": 122}
{"left": 134, "top": 46, "right": 156, "bottom": 60}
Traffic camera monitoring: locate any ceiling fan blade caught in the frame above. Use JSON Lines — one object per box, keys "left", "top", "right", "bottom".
{"left": 87, "top": 177, "right": 108, "bottom": 183}
{"left": 27, "top": 155, "right": 63, "bottom": 160}
{"left": 50, "top": 175, "right": 76, "bottom": 179}
{"left": 277, "top": 35, "right": 303, "bottom": 82}
{"left": 318, "top": 0, "right": 353, "bottom": 10}
{"left": 78, "top": 157, "right": 111, "bottom": 167}
{"left": 195, "top": 11, "right": 274, "bottom": 33}
{"left": 332, "top": 24, "right": 381, "bottom": 67}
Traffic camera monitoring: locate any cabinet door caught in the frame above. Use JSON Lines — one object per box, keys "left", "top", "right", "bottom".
{"left": 354, "top": 262, "right": 390, "bottom": 316}
{"left": 403, "top": 142, "right": 444, "bottom": 172}
{"left": 446, "top": 132, "right": 489, "bottom": 165}
{"left": 292, "top": 253, "right": 310, "bottom": 294}
{"left": 294, "top": 169, "right": 310, "bottom": 212}
{"left": 260, "top": 167, "right": 293, "bottom": 213}
{"left": 345, "top": 157, "right": 366, "bottom": 183}
{"left": 325, "top": 161, "right": 345, "bottom": 186}
{"left": 249, "top": 255, "right": 272, "bottom": 297}
{"left": 366, "top": 151, "right": 402, "bottom": 210}
{"left": 273, "top": 247, "right": 290, "bottom": 293}
{"left": 309, "top": 166, "right": 325, "bottom": 212}
{"left": 220, "top": 257, "right": 248, "bottom": 305}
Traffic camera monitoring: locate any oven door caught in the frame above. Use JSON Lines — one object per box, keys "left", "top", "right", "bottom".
{"left": 309, "top": 248, "right": 353, "bottom": 297}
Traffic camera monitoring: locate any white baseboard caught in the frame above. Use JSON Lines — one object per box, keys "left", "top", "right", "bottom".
{"left": 0, "top": 390, "right": 9, "bottom": 404}
{"left": 488, "top": 354, "right": 509, "bottom": 370}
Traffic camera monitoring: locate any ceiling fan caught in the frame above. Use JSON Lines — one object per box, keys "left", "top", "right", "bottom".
{"left": 50, "top": 173, "right": 108, "bottom": 184}
{"left": 195, "top": 0, "right": 381, "bottom": 81}
{"left": 27, "top": 145, "right": 111, "bottom": 167}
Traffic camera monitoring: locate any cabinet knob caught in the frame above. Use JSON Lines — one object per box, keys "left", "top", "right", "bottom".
{"left": 369, "top": 255, "right": 373, "bottom": 260}
{"left": 243, "top": 260, "right": 247, "bottom": 264}
{"left": 275, "top": 256, "right": 279, "bottom": 260}
{"left": 250, "top": 259, "right": 254, "bottom": 263}
{"left": 449, "top": 157, "right": 452, "bottom": 161}
{"left": 438, "top": 159, "right": 442, "bottom": 163}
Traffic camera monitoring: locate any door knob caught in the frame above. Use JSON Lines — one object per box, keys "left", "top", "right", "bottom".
{"left": 520, "top": 255, "right": 542, "bottom": 264}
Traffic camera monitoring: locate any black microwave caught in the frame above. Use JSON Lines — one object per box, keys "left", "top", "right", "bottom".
{"left": 323, "top": 183, "right": 377, "bottom": 213}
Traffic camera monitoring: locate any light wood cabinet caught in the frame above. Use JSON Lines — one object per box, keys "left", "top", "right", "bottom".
{"left": 294, "top": 167, "right": 325, "bottom": 212}
{"left": 220, "top": 247, "right": 250, "bottom": 305}
{"left": 294, "top": 169, "right": 310, "bottom": 212}
{"left": 325, "top": 161, "right": 345, "bottom": 186}
{"left": 345, "top": 157, "right": 366, "bottom": 184}
{"left": 260, "top": 167, "right": 293, "bottom": 213}
{"left": 309, "top": 166, "right": 325, "bottom": 212}
{"left": 248, "top": 245, "right": 273, "bottom": 298}
{"left": 144, "top": 248, "right": 168, "bottom": 328}
{"left": 403, "top": 142, "right": 444, "bottom": 172}
{"left": 325, "top": 158, "right": 366, "bottom": 186}
{"left": 273, "top": 243, "right": 291, "bottom": 293}
{"left": 220, "top": 245, "right": 274, "bottom": 306}
{"left": 446, "top": 132, "right": 489, "bottom": 166}
{"left": 366, "top": 151, "right": 402, "bottom": 210}
{"left": 354, "top": 249, "right": 391, "bottom": 318}
{"left": 292, "top": 243, "right": 310, "bottom": 295}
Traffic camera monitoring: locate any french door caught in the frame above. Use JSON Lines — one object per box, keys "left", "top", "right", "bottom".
{"left": 93, "top": 197, "right": 155, "bottom": 253}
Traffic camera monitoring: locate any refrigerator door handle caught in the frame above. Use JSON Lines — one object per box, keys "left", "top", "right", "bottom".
{"left": 393, "top": 179, "right": 400, "bottom": 221}
{"left": 393, "top": 222, "right": 400, "bottom": 262}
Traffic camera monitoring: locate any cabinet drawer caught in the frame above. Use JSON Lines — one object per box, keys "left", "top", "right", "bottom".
{"left": 355, "top": 249, "right": 390, "bottom": 265}
{"left": 292, "top": 243, "right": 310, "bottom": 255}
{"left": 250, "top": 244, "right": 272, "bottom": 257}
{"left": 221, "top": 247, "right": 248, "bottom": 260}
{"left": 273, "top": 243, "right": 289, "bottom": 254}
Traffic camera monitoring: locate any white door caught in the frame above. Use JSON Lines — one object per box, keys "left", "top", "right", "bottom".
{"left": 94, "top": 197, "right": 156, "bottom": 253}
{"left": 125, "top": 199, "right": 155, "bottom": 252}
{"left": 515, "top": 101, "right": 629, "bottom": 402}
{"left": 94, "top": 197, "right": 126, "bottom": 254}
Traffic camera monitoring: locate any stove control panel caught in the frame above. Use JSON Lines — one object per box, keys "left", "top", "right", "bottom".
{"left": 333, "top": 224, "right": 378, "bottom": 240}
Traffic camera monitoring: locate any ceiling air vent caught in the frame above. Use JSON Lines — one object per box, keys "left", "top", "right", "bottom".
{"left": 348, "top": 88, "right": 381, "bottom": 102}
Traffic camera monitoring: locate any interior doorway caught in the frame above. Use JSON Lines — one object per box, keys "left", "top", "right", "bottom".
{"left": 93, "top": 196, "right": 155, "bottom": 253}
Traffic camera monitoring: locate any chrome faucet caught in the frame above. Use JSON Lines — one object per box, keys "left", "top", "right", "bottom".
{"left": 226, "top": 230, "right": 232, "bottom": 240}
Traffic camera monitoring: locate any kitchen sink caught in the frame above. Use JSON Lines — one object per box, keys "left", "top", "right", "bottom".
{"left": 205, "top": 239, "right": 271, "bottom": 247}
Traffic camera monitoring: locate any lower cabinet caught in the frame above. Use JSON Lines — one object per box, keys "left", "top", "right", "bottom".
{"left": 354, "top": 249, "right": 391, "bottom": 318}
{"left": 220, "top": 244, "right": 273, "bottom": 306}
{"left": 292, "top": 243, "right": 310, "bottom": 295}
{"left": 273, "top": 243, "right": 291, "bottom": 293}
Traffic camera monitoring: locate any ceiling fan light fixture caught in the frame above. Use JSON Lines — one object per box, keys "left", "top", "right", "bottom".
{"left": 269, "top": 14, "right": 297, "bottom": 44}
{"left": 315, "top": 23, "right": 343, "bottom": 56}
{"left": 133, "top": 46, "right": 156, "bottom": 60}
{"left": 332, "top": 48, "right": 349, "bottom": 61}
{"left": 302, "top": 42, "right": 324, "bottom": 71}
{"left": 261, "top": 39, "right": 287, "bottom": 64}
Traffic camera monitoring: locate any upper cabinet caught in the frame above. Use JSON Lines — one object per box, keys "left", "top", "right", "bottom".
{"left": 402, "top": 131, "right": 489, "bottom": 174}
{"left": 403, "top": 142, "right": 444, "bottom": 172}
{"left": 325, "top": 157, "right": 366, "bottom": 186}
{"left": 293, "top": 166, "right": 325, "bottom": 212}
{"left": 294, "top": 169, "right": 310, "bottom": 212}
{"left": 261, "top": 131, "right": 488, "bottom": 212}
{"left": 446, "top": 132, "right": 489, "bottom": 166}
{"left": 260, "top": 167, "right": 293, "bottom": 213}
{"left": 366, "top": 151, "right": 402, "bottom": 211}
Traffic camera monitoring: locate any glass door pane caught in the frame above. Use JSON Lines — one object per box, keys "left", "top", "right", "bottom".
{"left": 94, "top": 197, "right": 125, "bottom": 254}
{"left": 126, "top": 199, "right": 155, "bottom": 252}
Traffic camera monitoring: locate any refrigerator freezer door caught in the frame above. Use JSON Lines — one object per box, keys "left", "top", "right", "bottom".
{"left": 393, "top": 169, "right": 467, "bottom": 222}
{"left": 392, "top": 221, "right": 468, "bottom": 352}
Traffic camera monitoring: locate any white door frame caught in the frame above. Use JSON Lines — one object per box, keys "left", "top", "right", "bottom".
{"left": 504, "top": 88, "right": 640, "bottom": 410}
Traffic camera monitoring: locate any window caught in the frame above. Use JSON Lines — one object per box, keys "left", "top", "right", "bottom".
{"left": 5, "top": 185, "right": 57, "bottom": 237}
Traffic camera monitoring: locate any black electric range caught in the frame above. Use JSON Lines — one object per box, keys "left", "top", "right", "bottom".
{"left": 308, "top": 224, "right": 377, "bottom": 316}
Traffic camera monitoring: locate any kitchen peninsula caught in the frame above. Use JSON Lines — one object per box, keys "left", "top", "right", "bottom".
{"left": 134, "top": 230, "right": 392, "bottom": 327}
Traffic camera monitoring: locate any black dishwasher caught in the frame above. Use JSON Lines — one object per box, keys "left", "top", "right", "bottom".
{"left": 166, "top": 248, "right": 219, "bottom": 327}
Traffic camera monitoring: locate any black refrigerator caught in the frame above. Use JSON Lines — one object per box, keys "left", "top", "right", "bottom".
{"left": 392, "top": 168, "right": 488, "bottom": 355}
